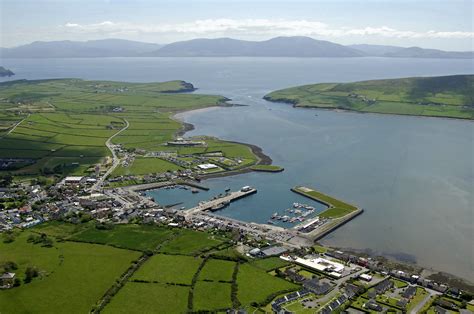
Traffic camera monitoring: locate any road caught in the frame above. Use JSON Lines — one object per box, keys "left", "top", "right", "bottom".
{"left": 92, "top": 119, "right": 129, "bottom": 191}
{"left": 410, "top": 288, "right": 441, "bottom": 313}
{"left": 4, "top": 114, "right": 29, "bottom": 137}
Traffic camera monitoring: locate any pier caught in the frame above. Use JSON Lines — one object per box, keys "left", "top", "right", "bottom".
{"left": 184, "top": 186, "right": 257, "bottom": 216}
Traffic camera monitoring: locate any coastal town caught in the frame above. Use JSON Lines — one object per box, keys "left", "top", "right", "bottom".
{"left": 1, "top": 159, "right": 473, "bottom": 313}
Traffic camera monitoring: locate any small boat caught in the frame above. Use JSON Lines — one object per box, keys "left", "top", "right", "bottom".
{"left": 225, "top": 187, "right": 231, "bottom": 192}
{"left": 191, "top": 188, "right": 199, "bottom": 194}
{"left": 267, "top": 220, "right": 274, "bottom": 225}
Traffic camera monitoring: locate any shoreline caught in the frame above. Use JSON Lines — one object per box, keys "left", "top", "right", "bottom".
{"left": 264, "top": 97, "right": 474, "bottom": 122}
{"left": 172, "top": 108, "right": 274, "bottom": 180}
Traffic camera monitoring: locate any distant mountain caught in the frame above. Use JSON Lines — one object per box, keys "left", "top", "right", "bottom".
{"left": 350, "top": 44, "right": 474, "bottom": 59}
{"left": 0, "top": 39, "right": 162, "bottom": 58}
{"left": 0, "top": 66, "right": 14, "bottom": 77}
{"left": 2, "top": 37, "right": 472, "bottom": 59}
{"left": 151, "top": 36, "right": 364, "bottom": 57}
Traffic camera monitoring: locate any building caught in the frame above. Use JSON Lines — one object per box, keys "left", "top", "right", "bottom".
{"left": 291, "top": 256, "right": 345, "bottom": 277}
{"left": 64, "top": 176, "right": 84, "bottom": 184}
{"left": 261, "top": 246, "right": 287, "bottom": 257}
{"left": 359, "top": 273, "right": 373, "bottom": 281}
{"left": 197, "top": 163, "right": 218, "bottom": 170}
{"left": 0, "top": 272, "right": 16, "bottom": 288}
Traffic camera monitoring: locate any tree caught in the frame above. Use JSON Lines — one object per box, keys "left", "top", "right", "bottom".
{"left": 2, "top": 261, "right": 18, "bottom": 272}
{"left": 24, "top": 267, "right": 39, "bottom": 283}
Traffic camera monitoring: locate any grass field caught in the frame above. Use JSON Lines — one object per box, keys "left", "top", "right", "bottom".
{"left": 193, "top": 281, "right": 233, "bottom": 311}
{"left": 236, "top": 263, "right": 299, "bottom": 306}
{"left": 0, "top": 233, "right": 140, "bottom": 314}
{"left": 158, "top": 228, "right": 224, "bottom": 255}
{"left": 132, "top": 254, "right": 203, "bottom": 285}
{"left": 0, "top": 79, "right": 258, "bottom": 178}
{"left": 293, "top": 186, "right": 358, "bottom": 218}
{"left": 69, "top": 224, "right": 174, "bottom": 251}
{"left": 264, "top": 75, "right": 474, "bottom": 119}
{"left": 198, "top": 259, "right": 236, "bottom": 282}
{"left": 103, "top": 282, "right": 189, "bottom": 314}
{"left": 250, "top": 257, "right": 290, "bottom": 271}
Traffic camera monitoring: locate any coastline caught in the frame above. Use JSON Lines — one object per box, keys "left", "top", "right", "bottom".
{"left": 263, "top": 97, "right": 474, "bottom": 122}
{"left": 172, "top": 107, "right": 274, "bottom": 180}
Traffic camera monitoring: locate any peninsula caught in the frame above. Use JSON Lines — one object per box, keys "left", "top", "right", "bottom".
{"left": 264, "top": 74, "right": 474, "bottom": 119}
{"left": 0, "top": 66, "right": 14, "bottom": 77}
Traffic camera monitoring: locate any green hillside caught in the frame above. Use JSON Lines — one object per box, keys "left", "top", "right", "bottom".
{"left": 0, "top": 79, "right": 258, "bottom": 177}
{"left": 264, "top": 75, "right": 474, "bottom": 119}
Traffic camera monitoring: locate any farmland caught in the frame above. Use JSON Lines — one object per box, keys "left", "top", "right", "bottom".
{"left": 0, "top": 231, "right": 141, "bottom": 314}
{"left": 0, "top": 79, "right": 260, "bottom": 178}
{"left": 264, "top": 74, "right": 474, "bottom": 119}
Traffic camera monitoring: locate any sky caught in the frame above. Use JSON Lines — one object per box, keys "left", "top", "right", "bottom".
{"left": 0, "top": 0, "right": 473, "bottom": 50}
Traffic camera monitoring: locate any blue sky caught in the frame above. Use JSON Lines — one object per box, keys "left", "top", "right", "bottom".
{"left": 1, "top": 0, "right": 473, "bottom": 50}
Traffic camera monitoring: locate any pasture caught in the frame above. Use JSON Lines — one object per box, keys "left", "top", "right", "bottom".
{"left": 193, "top": 281, "right": 233, "bottom": 311}
{"left": 0, "top": 234, "right": 140, "bottom": 314}
{"left": 198, "top": 259, "right": 236, "bottom": 282}
{"left": 132, "top": 254, "right": 203, "bottom": 285}
{"left": 236, "top": 263, "right": 299, "bottom": 306}
{"left": 103, "top": 282, "right": 189, "bottom": 314}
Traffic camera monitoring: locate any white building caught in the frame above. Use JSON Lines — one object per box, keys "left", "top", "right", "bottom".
{"left": 197, "top": 163, "right": 218, "bottom": 170}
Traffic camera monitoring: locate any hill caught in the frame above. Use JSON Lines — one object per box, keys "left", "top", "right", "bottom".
{"left": 151, "top": 36, "right": 363, "bottom": 57}
{"left": 0, "top": 66, "right": 14, "bottom": 77}
{"left": 0, "top": 39, "right": 161, "bottom": 58}
{"left": 264, "top": 75, "right": 474, "bottom": 119}
{"left": 349, "top": 44, "right": 474, "bottom": 59}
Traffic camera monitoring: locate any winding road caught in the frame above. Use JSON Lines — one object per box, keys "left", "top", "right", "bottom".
{"left": 91, "top": 119, "right": 129, "bottom": 191}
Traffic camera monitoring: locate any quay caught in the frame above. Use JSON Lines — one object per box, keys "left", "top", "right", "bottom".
{"left": 184, "top": 186, "right": 257, "bottom": 216}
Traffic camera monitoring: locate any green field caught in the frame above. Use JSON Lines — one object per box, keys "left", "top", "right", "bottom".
{"left": 193, "top": 281, "right": 233, "bottom": 311}
{"left": 250, "top": 257, "right": 290, "bottom": 271}
{"left": 69, "top": 224, "right": 174, "bottom": 251}
{"left": 198, "top": 258, "right": 236, "bottom": 282}
{"left": 103, "top": 282, "right": 189, "bottom": 314}
{"left": 236, "top": 263, "right": 299, "bottom": 306}
{"left": 0, "top": 232, "right": 141, "bottom": 314}
{"left": 0, "top": 79, "right": 258, "bottom": 178}
{"left": 158, "top": 228, "right": 224, "bottom": 255}
{"left": 264, "top": 75, "right": 474, "bottom": 119}
{"left": 132, "top": 254, "right": 203, "bottom": 285}
{"left": 292, "top": 186, "right": 358, "bottom": 218}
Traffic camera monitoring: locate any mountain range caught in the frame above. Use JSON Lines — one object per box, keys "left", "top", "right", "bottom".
{"left": 1, "top": 37, "right": 472, "bottom": 59}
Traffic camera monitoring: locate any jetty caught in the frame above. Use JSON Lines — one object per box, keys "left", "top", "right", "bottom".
{"left": 184, "top": 186, "right": 257, "bottom": 216}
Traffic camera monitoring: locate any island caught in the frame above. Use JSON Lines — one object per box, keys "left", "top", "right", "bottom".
{"left": 0, "top": 66, "right": 14, "bottom": 77}
{"left": 264, "top": 74, "right": 474, "bottom": 120}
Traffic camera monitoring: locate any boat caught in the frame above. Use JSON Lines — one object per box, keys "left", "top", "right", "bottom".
{"left": 191, "top": 188, "right": 199, "bottom": 194}
{"left": 225, "top": 187, "right": 231, "bottom": 192}
{"left": 267, "top": 220, "right": 274, "bottom": 225}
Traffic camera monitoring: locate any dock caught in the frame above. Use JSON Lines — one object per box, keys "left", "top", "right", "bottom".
{"left": 184, "top": 187, "right": 257, "bottom": 216}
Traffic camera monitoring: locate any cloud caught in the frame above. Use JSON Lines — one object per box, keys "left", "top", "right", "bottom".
{"left": 61, "top": 19, "right": 474, "bottom": 39}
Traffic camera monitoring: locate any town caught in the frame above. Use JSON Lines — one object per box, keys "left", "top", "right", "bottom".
{"left": 1, "top": 168, "right": 473, "bottom": 313}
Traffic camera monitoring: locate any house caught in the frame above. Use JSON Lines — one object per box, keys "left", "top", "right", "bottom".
{"left": 402, "top": 285, "right": 417, "bottom": 299}
{"left": 374, "top": 279, "right": 393, "bottom": 294}
{"left": 396, "top": 298, "right": 409, "bottom": 308}
{"left": 303, "top": 277, "right": 332, "bottom": 295}
{"left": 359, "top": 273, "right": 373, "bottom": 281}
{"left": 0, "top": 272, "right": 16, "bottom": 288}
{"left": 365, "top": 300, "right": 383, "bottom": 312}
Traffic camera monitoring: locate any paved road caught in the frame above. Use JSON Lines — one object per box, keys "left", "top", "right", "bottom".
{"left": 92, "top": 119, "right": 129, "bottom": 191}
{"left": 410, "top": 288, "right": 441, "bottom": 314}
